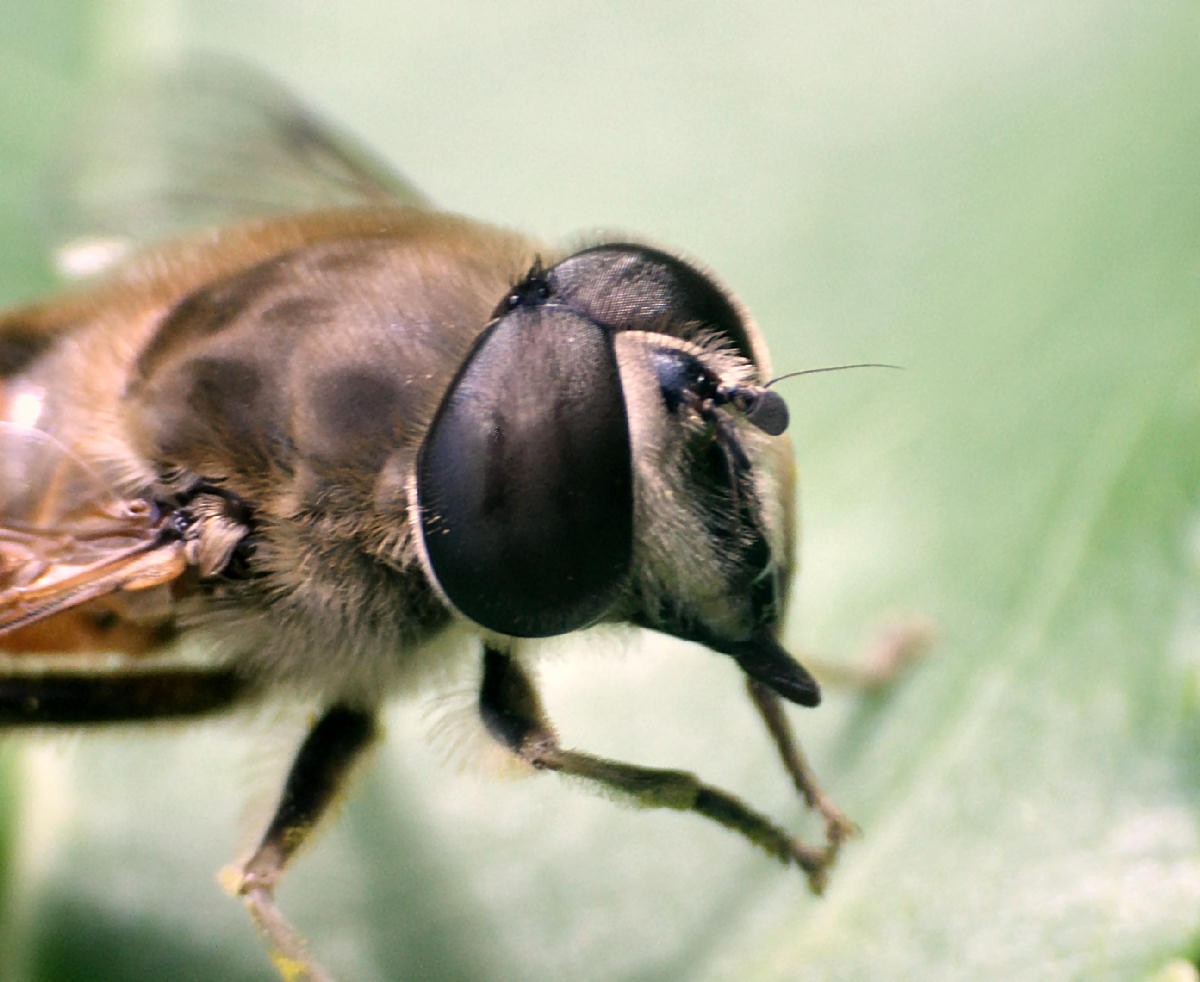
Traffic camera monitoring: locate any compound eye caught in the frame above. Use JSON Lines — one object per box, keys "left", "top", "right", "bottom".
{"left": 417, "top": 307, "right": 633, "bottom": 638}
{"left": 546, "top": 244, "right": 758, "bottom": 361}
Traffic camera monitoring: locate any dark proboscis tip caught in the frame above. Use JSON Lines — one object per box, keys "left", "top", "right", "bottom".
{"left": 729, "top": 634, "right": 821, "bottom": 707}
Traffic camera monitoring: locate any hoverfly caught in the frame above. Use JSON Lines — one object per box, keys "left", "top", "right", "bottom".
{"left": 0, "top": 62, "right": 855, "bottom": 981}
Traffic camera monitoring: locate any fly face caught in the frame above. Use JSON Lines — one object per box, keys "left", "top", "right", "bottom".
{"left": 0, "top": 61, "right": 856, "bottom": 982}
{"left": 415, "top": 243, "right": 815, "bottom": 702}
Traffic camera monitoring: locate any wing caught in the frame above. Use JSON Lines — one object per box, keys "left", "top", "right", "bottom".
{"left": 48, "top": 56, "right": 432, "bottom": 278}
{"left": 0, "top": 423, "right": 188, "bottom": 655}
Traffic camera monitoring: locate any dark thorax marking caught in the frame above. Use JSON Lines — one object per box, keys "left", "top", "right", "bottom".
{"left": 135, "top": 257, "right": 287, "bottom": 382}
{"left": 0, "top": 322, "right": 56, "bottom": 378}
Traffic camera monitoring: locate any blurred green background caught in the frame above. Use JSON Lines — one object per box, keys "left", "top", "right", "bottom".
{"left": 2, "top": 2, "right": 1200, "bottom": 980}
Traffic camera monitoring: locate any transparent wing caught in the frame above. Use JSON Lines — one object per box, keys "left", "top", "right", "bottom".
{"left": 48, "top": 56, "right": 431, "bottom": 278}
{"left": 0, "top": 423, "right": 187, "bottom": 645}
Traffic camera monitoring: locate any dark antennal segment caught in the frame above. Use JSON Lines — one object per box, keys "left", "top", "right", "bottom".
{"left": 739, "top": 389, "right": 790, "bottom": 436}
{"left": 725, "top": 362, "right": 902, "bottom": 438}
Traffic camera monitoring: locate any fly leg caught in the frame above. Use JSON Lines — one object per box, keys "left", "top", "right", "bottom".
{"left": 478, "top": 644, "right": 834, "bottom": 893}
{"left": 803, "top": 617, "right": 935, "bottom": 691}
{"left": 0, "top": 672, "right": 376, "bottom": 981}
{"left": 746, "top": 679, "right": 856, "bottom": 884}
{"left": 0, "top": 667, "right": 246, "bottom": 723}
{"left": 742, "top": 619, "right": 935, "bottom": 885}
{"left": 233, "top": 704, "right": 379, "bottom": 982}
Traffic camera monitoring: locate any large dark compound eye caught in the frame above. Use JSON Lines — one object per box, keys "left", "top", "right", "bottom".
{"left": 417, "top": 302, "right": 633, "bottom": 638}
{"left": 544, "top": 244, "right": 757, "bottom": 362}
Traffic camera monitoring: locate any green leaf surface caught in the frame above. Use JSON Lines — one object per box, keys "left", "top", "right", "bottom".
{"left": 2, "top": 2, "right": 1199, "bottom": 980}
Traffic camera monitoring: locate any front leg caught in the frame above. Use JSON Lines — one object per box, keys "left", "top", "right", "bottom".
{"left": 746, "top": 679, "right": 857, "bottom": 873}
{"left": 231, "top": 704, "right": 379, "bottom": 982}
{"left": 478, "top": 645, "right": 838, "bottom": 892}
